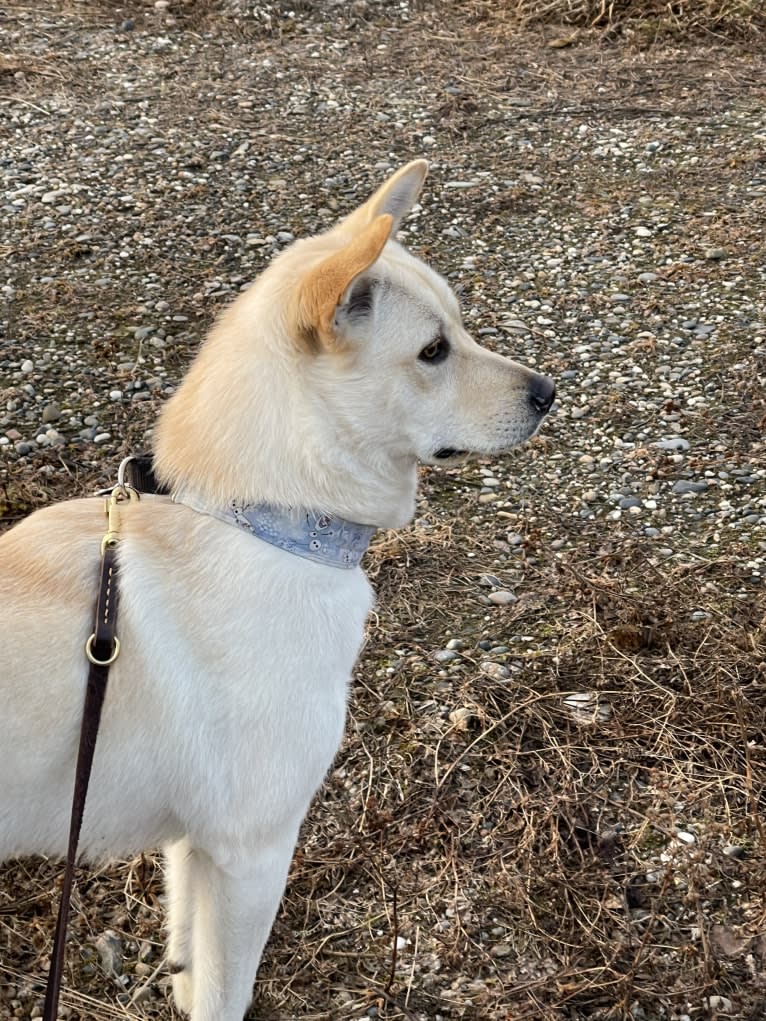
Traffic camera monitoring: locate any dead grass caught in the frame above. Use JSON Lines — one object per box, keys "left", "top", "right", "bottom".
{"left": 486, "top": 0, "right": 766, "bottom": 39}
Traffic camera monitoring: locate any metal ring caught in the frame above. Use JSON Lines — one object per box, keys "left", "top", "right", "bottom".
{"left": 85, "top": 634, "right": 120, "bottom": 666}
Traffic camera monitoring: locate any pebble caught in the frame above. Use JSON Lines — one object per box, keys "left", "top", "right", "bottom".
{"left": 42, "top": 403, "right": 61, "bottom": 423}
{"left": 20, "top": 360, "right": 34, "bottom": 373}
{"left": 434, "top": 649, "right": 458, "bottom": 663}
{"left": 95, "top": 930, "right": 123, "bottom": 976}
{"left": 482, "top": 657, "right": 512, "bottom": 682}
{"left": 723, "top": 845, "right": 747, "bottom": 859}
{"left": 487, "top": 590, "right": 515, "bottom": 605}
{"left": 654, "top": 438, "right": 689, "bottom": 451}
{"left": 705, "top": 996, "right": 732, "bottom": 1012}
{"left": 672, "top": 480, "right": 708, "bottom": 495}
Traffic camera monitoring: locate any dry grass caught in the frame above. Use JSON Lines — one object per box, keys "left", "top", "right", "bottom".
{"left": 469, "top": 0, "right": 766, "bottom": 40}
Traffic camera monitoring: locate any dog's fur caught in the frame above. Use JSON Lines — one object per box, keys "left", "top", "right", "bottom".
{"left": 0, "top": 161, "right": 553, "bottom": 1020}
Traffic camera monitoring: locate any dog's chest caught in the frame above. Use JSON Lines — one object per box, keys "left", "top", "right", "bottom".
{"left": 112, "top": 529, "right": 375, "bottom": 846}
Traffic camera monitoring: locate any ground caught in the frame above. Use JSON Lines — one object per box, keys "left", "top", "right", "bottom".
{"left": 1, "top": 2, "right": 765, "bottom": 1020}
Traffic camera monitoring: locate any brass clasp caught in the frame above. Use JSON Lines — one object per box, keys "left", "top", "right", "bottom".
{"left": 100, "top": 482, "right": 139, "bottom": 554}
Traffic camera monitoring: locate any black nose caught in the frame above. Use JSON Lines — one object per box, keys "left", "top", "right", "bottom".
{"left": 529, "top": 374, "right": 556, "bottom": 415}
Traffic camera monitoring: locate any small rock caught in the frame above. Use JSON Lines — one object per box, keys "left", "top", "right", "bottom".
{"left": 20, "top": 359, "right": 34, "bottom": 373}
{"left": 704, "top": 247, "right": 726, "bottom": 261}
{"left": 490, "top": 942, "right": 512, "bottom": 958}
{"left": 723, "top": 845, "right": 747, "bottom": 859}
{"left": 487, "top": 590, "right": 515, "bottom": 605}
{"left": 672, "top": 480, "right": 708, "bottom": 495}
{"left": 654, "top": 437, "right": 689, "bottom": 452}
{"left": 434, "top": 649, "right": 458, "bottom": 663}
{"left": 95, "top": 930, "right": 123, "bottom": 976}
{"left": 478, "top": 574, "right": 503, "bottom": 588}
{"left": 93, "top": 432, "right": 112, "bottom": 444}
{"left": 449, "top": 707, "right": 475, "bottom": 730}
{"left": 42, "top": 403, "right": 61, "bottom": 423}
{"left": 705, "top": 995, "right": 732, "bottom": 1012}
{"left": 480, "top": 661, "right": 511, "bottom": 680}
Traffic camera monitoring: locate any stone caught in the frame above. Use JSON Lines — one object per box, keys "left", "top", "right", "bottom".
{"left": 654, "top": 438, "right": 689, "bottom": 451}
{"left": 434, "top": 649, "right": 458, "bottom": 663}
{"left": 672, "top": 480, "right": 707, "bottom": 495}
{"left": 487, "top": 590, "right": 515, "bottom": 605}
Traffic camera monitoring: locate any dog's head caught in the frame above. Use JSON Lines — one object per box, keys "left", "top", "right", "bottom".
{"left": 155, "top": 161, "right": 555, "bottom": 527}
{"left": 281, "top": 160, "right": 554, "bottom": 468}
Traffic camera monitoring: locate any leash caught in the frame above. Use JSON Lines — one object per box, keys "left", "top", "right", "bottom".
{"left": 42, "top": 478, "right": 139, "bottom": 1021}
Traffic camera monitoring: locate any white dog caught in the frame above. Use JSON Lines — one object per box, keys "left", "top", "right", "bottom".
{"left": 0, "top": 160, "right": 554, "bottom": 1019}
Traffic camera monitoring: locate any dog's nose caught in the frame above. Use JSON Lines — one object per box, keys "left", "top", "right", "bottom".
{"left": 528, "top": 374, "right": 556, "bottom": 415}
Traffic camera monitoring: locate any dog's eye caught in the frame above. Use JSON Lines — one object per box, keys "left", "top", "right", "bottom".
{"left": 418, "top": 336, "right": 450, "bottom": 364}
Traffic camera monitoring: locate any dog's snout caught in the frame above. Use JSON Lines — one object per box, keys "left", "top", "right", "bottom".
{"left": 528, "top": 374, "right": 556, "bottom": 415}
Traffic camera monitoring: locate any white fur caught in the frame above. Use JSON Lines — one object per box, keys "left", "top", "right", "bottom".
{"left": 0, "top": 161, "right": 553, "bottom": 1019}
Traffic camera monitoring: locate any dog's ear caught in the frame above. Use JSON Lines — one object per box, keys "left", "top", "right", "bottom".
{"left": 294, "top": 213, "right": 392, "bottom": 347}
{"left": 340, "top": 160, "right": 428, "bottom": 237}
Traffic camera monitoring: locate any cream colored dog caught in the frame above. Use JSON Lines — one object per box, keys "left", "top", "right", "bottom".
{"left": 0, "top": 161, "right": 554, "bottom": 1020}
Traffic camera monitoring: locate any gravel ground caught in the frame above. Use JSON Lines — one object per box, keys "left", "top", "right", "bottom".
{"left": 1, "top": 3, "right": 765, "bottom": 1020}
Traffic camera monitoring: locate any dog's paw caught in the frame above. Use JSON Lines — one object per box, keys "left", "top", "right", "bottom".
{"left": 169, "top": 963, "right": 193, "bottom": 1015}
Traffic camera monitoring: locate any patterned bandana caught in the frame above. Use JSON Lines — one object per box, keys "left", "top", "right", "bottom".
{"left": 173, "top": 492, "right": 376, "bottom": 570}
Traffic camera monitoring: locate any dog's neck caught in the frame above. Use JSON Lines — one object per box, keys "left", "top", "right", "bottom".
{"left": 152, "top": 306, "right": 419, "bottom": 532}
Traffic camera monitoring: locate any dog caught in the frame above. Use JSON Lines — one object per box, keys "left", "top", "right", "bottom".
{"left": 0, "top": 160, "right": 554, "bottom": 1020}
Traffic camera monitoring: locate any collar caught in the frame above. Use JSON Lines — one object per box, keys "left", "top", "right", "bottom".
{"left": 173, "top": 492, "right": 376, "bottom": 570}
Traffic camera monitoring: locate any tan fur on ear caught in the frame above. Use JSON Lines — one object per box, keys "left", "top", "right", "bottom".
{"left": 295, "top": 214, "right": 392, "bottom": 346}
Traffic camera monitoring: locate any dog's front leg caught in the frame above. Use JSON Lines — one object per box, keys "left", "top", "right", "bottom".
{"left": 164, "top": 837, "right": 196, "bottom": 1014}
{"left": 187, "top": 833, "right": 298, "bottom": 1021}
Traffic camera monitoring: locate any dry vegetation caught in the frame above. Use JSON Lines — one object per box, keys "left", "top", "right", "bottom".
{"left": 495, "top": 1, "right": 765, "bottom": 39}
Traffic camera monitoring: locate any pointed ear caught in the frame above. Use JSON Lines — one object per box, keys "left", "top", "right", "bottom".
{"left": 340, "top": 159, "right": 428, "bottom": 237}
{"left": 294, "top": 213, "right": 392, "bottom": 346}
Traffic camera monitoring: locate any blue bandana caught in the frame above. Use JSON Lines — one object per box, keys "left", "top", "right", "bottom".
{"left": 173, "top": 493, "right": 376, "bottom": 569}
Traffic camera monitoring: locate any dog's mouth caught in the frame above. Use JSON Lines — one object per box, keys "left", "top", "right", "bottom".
{"left": 433, "top": 447, "right": 468, "bottom": 460}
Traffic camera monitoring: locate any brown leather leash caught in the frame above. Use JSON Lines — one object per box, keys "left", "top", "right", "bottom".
{"left": 42, "top": 479, "right": 139, "bottom": 1021}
